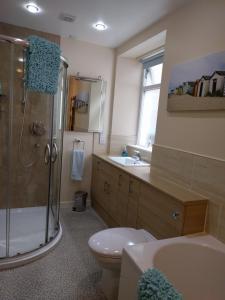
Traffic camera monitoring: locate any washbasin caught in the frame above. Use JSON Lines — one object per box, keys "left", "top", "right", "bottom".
{"left": 108, "top": 156, "right": 150, "bottom": 167}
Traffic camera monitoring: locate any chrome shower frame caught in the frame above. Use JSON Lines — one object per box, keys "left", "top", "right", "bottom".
{"left": 0, "top": 33, "right": 68, "bottom": 269}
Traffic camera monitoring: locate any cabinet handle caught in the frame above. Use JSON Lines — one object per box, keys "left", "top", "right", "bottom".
{"left": 97, "top": 161, "right": 100, "bottom": 171}
{"left": 172, "top": 211, "right": 180, "bottom": 220}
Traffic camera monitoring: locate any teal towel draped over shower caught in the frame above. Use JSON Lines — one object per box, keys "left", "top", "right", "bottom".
{"left": 138, "top": 268, "right": 183, "bottom": 300}
{"left": 25, "top": 35, "right": 61, "bottom": 95}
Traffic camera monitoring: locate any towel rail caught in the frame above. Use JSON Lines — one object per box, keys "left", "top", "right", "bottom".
{"left": 72, "top": 72, "right": 102, "bottom": 82}
{"left": 0, "top": 34, "right": 68, "bottom": 67}
{"left": 73, "top": 138, "right": 85, "bottom": 150}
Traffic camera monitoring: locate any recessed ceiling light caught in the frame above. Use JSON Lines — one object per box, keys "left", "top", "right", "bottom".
{"left": 24, "top": 2, "right": 41, "bottom": 14}
{"left": 92, "top": 22, "right": 108, "bottom": 31}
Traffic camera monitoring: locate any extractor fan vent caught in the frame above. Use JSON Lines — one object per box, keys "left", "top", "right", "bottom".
{"left": 59, "top": 13, "right": 76, "bottom": 23}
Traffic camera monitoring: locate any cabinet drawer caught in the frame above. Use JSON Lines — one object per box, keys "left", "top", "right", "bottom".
{"left": 138, "top": 184, "right": 184, "bottom": 239}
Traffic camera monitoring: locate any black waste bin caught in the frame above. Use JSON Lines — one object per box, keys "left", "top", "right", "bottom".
{"left": 72, "top": 191, "right": 88, "bottom": 212}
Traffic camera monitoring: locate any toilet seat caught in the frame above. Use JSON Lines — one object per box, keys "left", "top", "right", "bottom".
{"left": 88, "top": 227, "right": 154, "bottom": 259}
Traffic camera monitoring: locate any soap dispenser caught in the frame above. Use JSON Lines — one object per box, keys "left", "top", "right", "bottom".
{"left": 121, "top": 145, "right": 128, "bottom": 157}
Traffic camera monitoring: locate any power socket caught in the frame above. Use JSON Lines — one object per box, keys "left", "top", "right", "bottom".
{"left": 99, "top": 132, "right": 105, "bottom": 145}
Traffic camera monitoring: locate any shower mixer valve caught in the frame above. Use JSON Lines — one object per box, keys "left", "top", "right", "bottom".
{"left": 29, "top": 121, "right": 46, "bottom": 136}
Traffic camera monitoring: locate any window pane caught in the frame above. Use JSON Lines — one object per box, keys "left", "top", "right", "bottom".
{"left": 144, "top": 63, "right": 163, "bottom": 86}
{"left": 138, "top": 89, "right": 160, "bottom": 148}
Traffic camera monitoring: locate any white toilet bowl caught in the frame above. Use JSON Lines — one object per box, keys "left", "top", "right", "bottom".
{"left": 88, "top": 227, "right": 155, "bottom": 300}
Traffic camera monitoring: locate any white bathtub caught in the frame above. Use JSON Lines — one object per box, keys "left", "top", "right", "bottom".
{"left": 118, "top": 235, "right": 225, "bottom": 300}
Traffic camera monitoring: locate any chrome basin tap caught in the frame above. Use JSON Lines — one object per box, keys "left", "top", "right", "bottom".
{"left": 132, "top": 150, "right": 141, "bottom": 161}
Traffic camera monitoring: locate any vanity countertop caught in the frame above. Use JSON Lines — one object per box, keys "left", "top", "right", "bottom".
{"left": 93, "top": 154, "right": 207, "bottom": 204}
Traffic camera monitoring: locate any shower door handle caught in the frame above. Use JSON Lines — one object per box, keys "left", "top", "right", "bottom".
{"left": 51, "top": 143, "right": 58, "bottom": 163}
{"left": 44, "top": 144, "right": 51, "bottom": 165}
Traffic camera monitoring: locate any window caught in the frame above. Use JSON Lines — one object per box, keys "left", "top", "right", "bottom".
{"left": 137, "top": 53, "right": 163, "bottom": 149}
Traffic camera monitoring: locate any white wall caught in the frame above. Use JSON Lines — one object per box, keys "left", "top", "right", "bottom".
{"left": 111, "top": 57, "right": 142, "bottom": 136}
{"left": 60, "top": 38, "right": 115, "bottom": 203}
{"left": 117, "top": 0, "right": 225, "bottom": 160}
{"left": 110, "top": 57, "right": 142, "bottom": 153}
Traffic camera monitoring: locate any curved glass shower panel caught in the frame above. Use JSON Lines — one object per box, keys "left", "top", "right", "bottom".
{"left": 8, "top": 43, "right": 53, "bottom": 256}
{"left": 0, "top": 40, "right": 11, "bottom": 257}
{"left": 48, "top": 61, "right": 67, "bottom": 241}
{"left": 0, "top": 35, "right": 68, "bottom": 265}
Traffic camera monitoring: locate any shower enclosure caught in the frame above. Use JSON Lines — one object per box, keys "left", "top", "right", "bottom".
{"left": 0, "top": 35, "right": 68, "bottom": 268}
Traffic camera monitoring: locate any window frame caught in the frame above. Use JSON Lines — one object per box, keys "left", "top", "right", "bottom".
{"left": 136, "top": 52, "right": 164, "bottom": 149}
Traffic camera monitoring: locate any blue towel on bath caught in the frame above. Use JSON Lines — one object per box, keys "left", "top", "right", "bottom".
{"left": 138, "top": 268, "right": 183, "bottom": 300}
{"left": 71, "top": 150, "right": 85, "bottom": 181}
{"left": 25, "top": 35, "right": 61, "bottom": 94}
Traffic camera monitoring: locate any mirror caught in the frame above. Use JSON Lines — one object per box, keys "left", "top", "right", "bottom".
{"left": 67, "top": 76, "right": 106, "bottom": 132}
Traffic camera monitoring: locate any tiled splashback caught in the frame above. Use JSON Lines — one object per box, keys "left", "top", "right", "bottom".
{"left": 109, "top": 135, "right": 152, "bottom": 162}
{"left": 151, "top": 144, "right": 225, "bottom": 243}
{"left": 109, "top": 135, "right": 136, "bottom": 155}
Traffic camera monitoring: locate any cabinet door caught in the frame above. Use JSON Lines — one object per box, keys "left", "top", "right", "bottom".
{"left": 118, "top": 172, "right": 130, "bottom": 194}
{"left": 128, "top": 177, "right": 140, "bottom": 199}
{"left": 114, "top": 172, "right": 129, "bottom": 225}
{"left": 107, "top": 167, "right": 119, "bottom": 218}
{"left": 126, "top": 177, "right": 140, "bottom": 227}
{"left": 106, "top": 169, "right": 129, "bottom": 222}
{"left": 115, "top": 191, "right": 129, "bottom": 226}
{"left": 91, "top": 157, "right": 101, "bottom": 203}
{"left": 126, "top": 197, "right": 138, "bottom": 228}
{"left": 98, "top": 173, "right": 108, "bottom": 209}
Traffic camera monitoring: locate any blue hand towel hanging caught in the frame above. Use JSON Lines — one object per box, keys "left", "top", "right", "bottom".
{"left": 25, "top": 35, "right": 61, "bottom": 95}
{"left": 71, "top": 149, "right": 85, "bottom": 181}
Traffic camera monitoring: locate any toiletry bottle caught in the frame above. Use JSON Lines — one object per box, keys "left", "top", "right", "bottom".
{"left": 121, "top": 145, "right": 128, "bottom": 157}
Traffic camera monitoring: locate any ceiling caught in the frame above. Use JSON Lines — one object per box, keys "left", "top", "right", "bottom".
{"left": 0, "top": 0, "right": 191, "bottom": 48}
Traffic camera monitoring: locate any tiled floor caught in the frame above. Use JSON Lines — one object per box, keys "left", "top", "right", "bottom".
{"left": 0, "top": 207, "right": 107, "bottom": 300}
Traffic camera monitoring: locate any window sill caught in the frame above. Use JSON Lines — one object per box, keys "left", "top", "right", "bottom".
{"left": 127, "top": 144, "right": 152, "bottom": 153}
{"left": 126, "top": 144, "right": 152, "bottom": 163}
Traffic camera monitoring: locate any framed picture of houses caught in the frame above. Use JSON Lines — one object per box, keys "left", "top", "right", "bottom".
{"left": 167, "top": 51, "right": 225, "bottom": 111}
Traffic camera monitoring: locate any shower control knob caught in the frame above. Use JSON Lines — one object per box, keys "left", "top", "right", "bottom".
{"left": 30, "top": 121, "right": 46, "bottom": 136}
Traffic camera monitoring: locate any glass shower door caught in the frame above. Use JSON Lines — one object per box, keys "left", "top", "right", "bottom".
{"left": 47, "top": 61, "right": 67, "bottom": 241}
{"left": 0, "top": 37, "right": 67, "bottom": 259}
{"left": 7, "top": 43, "right": 54, "bottom": 256}
{"left": 0, "top": 40, "right": 11, "bottom": 258}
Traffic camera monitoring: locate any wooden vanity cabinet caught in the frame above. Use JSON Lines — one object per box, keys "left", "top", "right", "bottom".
{"left": 91, "top": 156, "right": 207, "bottom": 238}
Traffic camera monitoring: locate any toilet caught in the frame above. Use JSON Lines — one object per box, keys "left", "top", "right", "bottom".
{"left": 88, "top": 227, "right": 155, "bottom": 300}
